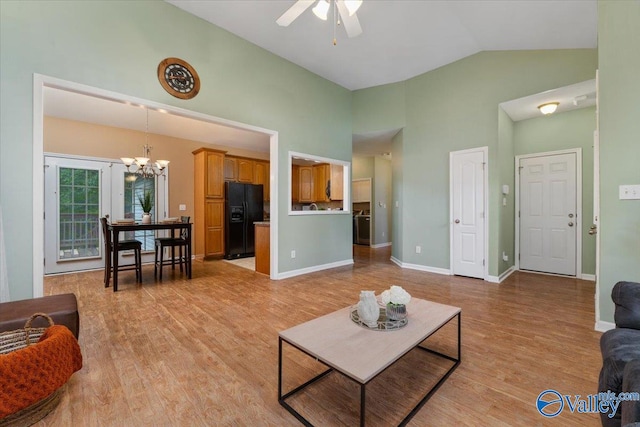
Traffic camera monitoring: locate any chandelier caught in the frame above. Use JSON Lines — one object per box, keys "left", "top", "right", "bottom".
{"left": 120, "top": 109, "right": 169, "bottom": 178}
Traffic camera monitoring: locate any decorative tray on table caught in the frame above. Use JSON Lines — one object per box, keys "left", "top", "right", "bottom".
{"left": 350, "top": 306, "right": 408, "bottom": 331}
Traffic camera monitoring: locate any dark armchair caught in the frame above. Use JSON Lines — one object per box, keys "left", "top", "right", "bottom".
{"left": 599, "top": 281, "right": 640, "bottom": 427}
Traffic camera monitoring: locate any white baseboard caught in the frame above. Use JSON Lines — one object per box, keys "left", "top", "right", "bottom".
{"left": 581, "top": 273, "right": 596, "bottom": 281}
{"left": 371, "top": 242, "right": 392, "bottom": 249}
{"left": 486, "top": 266, "right": 516, "bottom": 283}
{"left": 275, "top": 259, "right": 354, "bottom": 280}
{"left": 390, "top": 257, "right": 451, "bottom": 276}
{"left": 595, "top": 320, "right": 615, "bottom": 332}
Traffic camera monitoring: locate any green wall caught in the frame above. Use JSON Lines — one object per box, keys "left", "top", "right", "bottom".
{"left": 402, "top": 50, "right": 597, "bottom": 274}
{"left": 0, "top": 1, "right": 352, "bottom": 300}
{"left": 597, "top": 0, "right": 640, "bottom": 323}
{"left": 352, "top": 81, "right": 406, "bottom": 134}
{"left": 514, "top": 107, "right": 597, "bottom": 276}
{"left": 354, "top": 50, "right": 597, "bottom": 276}
{"left": 497, "top": 108, "right": 516, "bottom": 276}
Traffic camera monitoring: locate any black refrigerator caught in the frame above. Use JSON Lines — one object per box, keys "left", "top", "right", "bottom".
{"left": 224, "top": 182, "right": 264, "bottom": 259}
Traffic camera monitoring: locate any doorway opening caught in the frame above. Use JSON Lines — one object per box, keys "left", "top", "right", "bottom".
{"left": 32, "top": 74, "right": 279, "bottom": 296}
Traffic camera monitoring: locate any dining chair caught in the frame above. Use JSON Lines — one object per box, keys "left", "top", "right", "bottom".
{"left": 154, "top": 216, "right": 190, "bottom": 280}
{"left": 100, "top": 216, "right": 142, "bottom": 287}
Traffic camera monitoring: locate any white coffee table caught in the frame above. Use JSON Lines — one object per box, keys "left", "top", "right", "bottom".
{"left": 278, "top": 298, "right": 461, "bottom": 426}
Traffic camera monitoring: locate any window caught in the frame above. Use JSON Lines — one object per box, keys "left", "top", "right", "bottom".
{"left": 124, "top": 173, "right": 156, "bottom": 251}
{"left": 58, "top": 167, "right": 100, "bottom": 259}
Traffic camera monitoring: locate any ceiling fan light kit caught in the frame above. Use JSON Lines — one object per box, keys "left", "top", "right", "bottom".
{"left": 277, "top": 0, "right": 363, "bottom": 44}
{"left": 313, "top": 0, "right": 330, "bottom": 20}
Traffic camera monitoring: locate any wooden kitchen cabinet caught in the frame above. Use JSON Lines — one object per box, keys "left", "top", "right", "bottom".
{"left": 237, "top": 158, "right": 254, "bottom": 183}
{"left": 205, "top": 200, "right": 224, "bottom": 257}
{"left": 299, "top": 166, "right": 314, "bottom": 203}
{"left": 254, "top": 160, "right": 269, "bottom": 201}
{"left": 291, "top": 165, "right": 300, "bottom": 203}
{"left": 193, "top": 148, "right": 226, "bottom": 258}
{"left": 313, "top": 164, "right": 331, "bottom": 202}
{"left": 223, "top": 157, "right": 237, "bottom": 181}
{"left": 193, "top": 148, "right": 224, "bottom": 199}
{"left": 225, "top": 155, "right": 256, "bottom": 184}
{"left": 330, "top": 164, "right": 344, "bottom": 201}
{"left": 254, "top": 223, "right": 270, "bottom": 275}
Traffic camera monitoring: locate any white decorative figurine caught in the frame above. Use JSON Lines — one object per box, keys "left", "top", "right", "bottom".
{"left": 357, "top": 290, "right": 380, "bottom": 328}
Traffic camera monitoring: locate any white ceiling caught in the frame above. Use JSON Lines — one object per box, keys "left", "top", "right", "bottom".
{"left": 500, "top": 79, "right": 596, "bottom": 122}
{"left": 166, "top": 0, "right": 597, "bottom": 91}
{"left": 44, "top": 1, "right": 598, "bottom": 157}
{"left": 44, "top": 87, "right": 270, "bottom": 153}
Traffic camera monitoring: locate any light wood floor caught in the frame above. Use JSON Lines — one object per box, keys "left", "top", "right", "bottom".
{"left": 36, "top": 246, "right": 602, "bottom": 426}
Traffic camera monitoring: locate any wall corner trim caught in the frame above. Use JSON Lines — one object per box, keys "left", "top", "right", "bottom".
{"left": 274, "top": 259, "right": 354, "bottom": 280}
{"left": 487, "top": 266, "right": 516, "bottom": 283}
{"left": 390, "top": 257, "right": 451, "bottom": 276}
{"left": 595, "top": 321, "right": 615, "bottom": 333}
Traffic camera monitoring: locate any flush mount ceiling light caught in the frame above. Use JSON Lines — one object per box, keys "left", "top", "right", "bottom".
{"left": 538, "top": 102, "right": 559, "bottom": 115}
{"left": 277, "top": 0, "right": 363, "bottom": 45}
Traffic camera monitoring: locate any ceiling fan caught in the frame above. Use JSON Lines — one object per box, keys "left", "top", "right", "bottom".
{"left": 276, "top": 0, "right": 363, "bottom": 42}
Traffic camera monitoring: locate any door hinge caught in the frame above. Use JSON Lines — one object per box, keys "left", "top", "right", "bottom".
{"left": 518, "top": 253, "right": 521, "bottom": 260}
{"left": 482, "top": 259, "right": 485, "bottom": 266}
{"left": 518, "top": 211, "right": 520, "bottom": 218}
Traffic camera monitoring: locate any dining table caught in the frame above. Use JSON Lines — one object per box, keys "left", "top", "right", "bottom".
{"left": 107, "top": 221, "right": 192, "bottom": 292}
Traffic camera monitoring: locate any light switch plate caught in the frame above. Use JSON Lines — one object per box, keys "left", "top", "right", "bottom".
{"left": 619, "top": 185, "right": 640, "bottom": 200}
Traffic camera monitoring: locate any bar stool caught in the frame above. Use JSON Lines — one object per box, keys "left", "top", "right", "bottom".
{"left": 100, "top": 217, "right": 142, "bottom": 287}
{"left": 154, "top": 216, "right": 190, "bottom": 280}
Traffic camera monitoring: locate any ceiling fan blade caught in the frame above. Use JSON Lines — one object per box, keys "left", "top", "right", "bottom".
{"left": 276, "top": 0, "right": 315, "bottom": 27}
{"left": 336, "top": 0, "right": 362, "bottom": 38}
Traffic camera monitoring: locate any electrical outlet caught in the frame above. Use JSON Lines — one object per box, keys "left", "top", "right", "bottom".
{"left": 179, "top": 204, "right": 186, "bottom": 211}
{"left": 395, "top": 201, "right": 399, "bottom": 208}
{"left": 382, "top": 231, "right": 385, "bottom": 237}
{"left": 291, "top": 250, "right": 296, "bottom": 259}
{"left": 502, "top": 252, "right": 509, "bottom": 262}
{"left": 416, "top": 246, "right": 421, "bottom": 254}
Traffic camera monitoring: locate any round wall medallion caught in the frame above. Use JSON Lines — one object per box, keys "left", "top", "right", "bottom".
{"left": 157, "top": 57, "right": 200, "bottom": 99}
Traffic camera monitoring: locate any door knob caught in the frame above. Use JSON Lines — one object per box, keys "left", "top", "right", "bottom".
{"left": 568, "top": 213, "right": 574, "bottom": 218}
{"left": 589, "top": 225, "right": 597, "bottom": 235}
{"left": 568, "top": 222, "right": 574, "bottom": 227}
{"left": 454, "top": 219, "right": 460, "bottom": 224}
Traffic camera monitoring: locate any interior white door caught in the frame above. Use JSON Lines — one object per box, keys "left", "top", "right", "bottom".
{"left": 44, "top": 156, "right": 111, "bottom": 274}
{"left": 451, "top": 149, "right": 485, "bottom": 278}
{"left": 519, "top": 153, "right": 577, "bottom": 275}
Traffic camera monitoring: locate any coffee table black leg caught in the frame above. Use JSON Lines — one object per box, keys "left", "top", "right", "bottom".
{"left": 360, "top": 383, "right": 366, "bottom": 427}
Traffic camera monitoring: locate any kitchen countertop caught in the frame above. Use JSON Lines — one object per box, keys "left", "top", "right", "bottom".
{"left": 254, "top": 221, "right": 270, "bottom": 226}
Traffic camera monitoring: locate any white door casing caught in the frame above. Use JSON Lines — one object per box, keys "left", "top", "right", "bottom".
{"left": 518, "top": 151, "right": 579, "bottom": 276}
{"left": 450, "top": 147, "right": 487, "bottom": 279}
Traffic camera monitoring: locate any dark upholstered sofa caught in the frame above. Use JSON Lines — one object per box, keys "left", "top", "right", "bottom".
{"left": 599, "top": 281, "right": 640, "bottom": 427}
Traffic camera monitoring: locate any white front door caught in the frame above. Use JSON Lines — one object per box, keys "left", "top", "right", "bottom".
{"left": 450, "top": 148, "right": 486, "bottom": 279}
{"left": 519, "top": 152, "right": 577, "bottom": 275}
{"left": 44, "top": 156, "right": 111, "bottom": 274}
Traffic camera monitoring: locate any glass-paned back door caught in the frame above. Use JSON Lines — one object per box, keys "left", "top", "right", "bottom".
{"left": 44, "top": 156, "right": 111, "bottom": 274}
